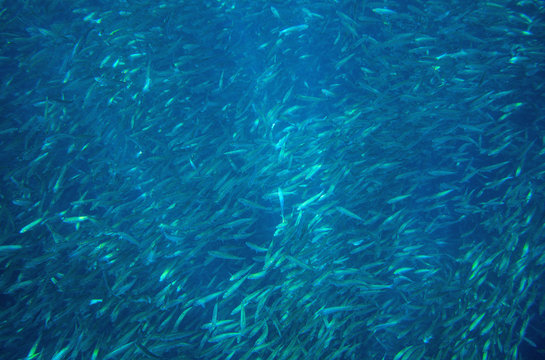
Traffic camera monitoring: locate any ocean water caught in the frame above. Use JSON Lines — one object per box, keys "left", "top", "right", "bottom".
{"left": 1, "top": 1, "right": 544, "bottom": 359}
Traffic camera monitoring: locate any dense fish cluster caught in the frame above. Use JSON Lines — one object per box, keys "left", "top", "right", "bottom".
{"left": 1, "top": 0, "right": 545, "bottom": 359}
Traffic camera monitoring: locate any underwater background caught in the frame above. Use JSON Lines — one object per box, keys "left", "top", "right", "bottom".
{"left": 1, "top": 1, "right": 544, "bottom": 359}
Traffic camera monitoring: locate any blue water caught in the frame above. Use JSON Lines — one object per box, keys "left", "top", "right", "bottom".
{"left": 1, "top": 1, "right": 544, "bottom": 359}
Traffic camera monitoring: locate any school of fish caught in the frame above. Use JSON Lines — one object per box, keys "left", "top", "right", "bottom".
{"left": 1, "top": 0, "right": 544, "bottom": 359}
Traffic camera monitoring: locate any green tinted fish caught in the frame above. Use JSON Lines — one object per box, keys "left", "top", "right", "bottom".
{"left": 19, "top": 218, "right": 43, "bottom": 233}
{"left": 208, "top": 251, "right": 244, "bottom": 261}
{"left": 279, "top": 24, "right": 309, "bottom": 36}
{"left": 335, "top": 206, "right": 363, "bottom": 221}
